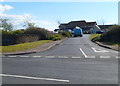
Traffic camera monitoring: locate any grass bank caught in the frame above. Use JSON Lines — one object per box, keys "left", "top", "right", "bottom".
{"left": 90, "top": 34, "right": 101, "bottom": 42}
{"left": 0, "top": 40, "right": 51, "bottom": 53}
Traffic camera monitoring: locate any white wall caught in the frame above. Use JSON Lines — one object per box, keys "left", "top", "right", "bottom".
{"left": 90, "top": 25, "right": 101, "bottom": 34}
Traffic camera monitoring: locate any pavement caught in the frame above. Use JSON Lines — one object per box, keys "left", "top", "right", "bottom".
{"left": 1, "top": 34, "right": 119, "bottom": 85}
{"left": 1, "top": 38, "right": 67, "bottom": 55}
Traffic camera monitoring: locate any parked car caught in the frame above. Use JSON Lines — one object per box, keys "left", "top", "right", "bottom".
{"left": 96, "top": 31, "right": 104, "bottom": 34}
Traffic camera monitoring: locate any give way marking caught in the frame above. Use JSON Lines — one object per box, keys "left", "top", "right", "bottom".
{"left": 0, "top": 74, "right": 69, "bottom": 83}
{"left": 92, "top": 47, "right": 109, "bottom": 52}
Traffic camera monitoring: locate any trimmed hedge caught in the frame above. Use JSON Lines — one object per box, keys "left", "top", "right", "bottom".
{"left": 99, "top": 25, "right": 120, "bottom": 43}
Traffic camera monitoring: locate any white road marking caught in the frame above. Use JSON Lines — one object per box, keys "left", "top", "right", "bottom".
{"left": 100, "top": 56, "right": 110, "bottom": 58}
{"left": 19, "top": 56, "right": 29, "bottom": 57}
{"left": 8, "top": 56, "right": 17, "bottom": 57}
{"left": 33, "top": 56, "right": 42, "bottom": 58}
{"left": 92, "top": 47, "right": 109, "bottom": 52}
{"left": 45, "top": 56, "right": 55, "bottom": 58}
{"left": 115, "top": 56, "right": 120, "bottom": 58}
{"left": 58, "top": 56, "right": 68, "bottom": 58}
{"left": 0, "top": 74, "right": 69, "bottom": 82}
{"left": 85, "top": 56, "right": 96, "bottom": 58}
{"left": 71, "top": 56, "right": 81, "bottom": 58}
{"left": 79, "top": 48, "right": 87, "bottom": 58}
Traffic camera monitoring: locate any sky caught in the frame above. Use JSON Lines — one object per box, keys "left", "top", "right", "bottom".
{"left": 0, "top": 1, "right": 119, "bottom": 31}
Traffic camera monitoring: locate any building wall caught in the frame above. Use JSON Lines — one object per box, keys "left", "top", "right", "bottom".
{"left": 90, "top": 25, "right": 101, "bottom": 34}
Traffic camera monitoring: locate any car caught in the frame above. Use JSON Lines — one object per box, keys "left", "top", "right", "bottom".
{"left": 96, "top": 31, "right": 104, "bottom": 34}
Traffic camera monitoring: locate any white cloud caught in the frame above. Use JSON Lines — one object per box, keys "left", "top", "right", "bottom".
{"left": 0, "top": 13, "right": 57, "bottom": 31}
{"left": 0, "top": 13, "right": 33, "bottom": 29}
{"left": 0, "top": 4, "right": 57, "bottom": 31}
{"left": 0, "top": 5, "right": 14, "bottom": 13}
{"left": 32, "top": 20, "right": 58, "bottom": 31}
{"left": 0, "top": 0, "right": 5, "bottom": 2}
{"left": 0, "top": 13, "right": 31, "bottom": 25}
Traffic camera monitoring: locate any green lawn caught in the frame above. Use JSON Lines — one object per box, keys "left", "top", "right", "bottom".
{"left": 0, "top": 40, "right": 51, "bottom": 53}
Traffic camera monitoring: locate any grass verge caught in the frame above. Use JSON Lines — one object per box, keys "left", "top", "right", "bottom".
{"left": 0, "top": 40, "right": 51, "bottom": 53}
{"left": 90, "top": 34, "right": 101, "bottom": 42}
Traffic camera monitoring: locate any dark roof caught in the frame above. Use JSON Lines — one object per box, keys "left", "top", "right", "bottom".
{"left": 86, "top": 22, "right": 97, "bottom": 26}
{"left": 54, "top": 29, "right": 59, "bottom": 31}
{"left": 68, "top": 20, "right": 86, "bottom": 23}
{"left": 60, "top": 23, "right": 68, "bottom": 25}
{"left": 68, "top": 20, "right": 86, "bottom": 26}
{"left": 98, "top": 25, "right": 113, "bottom": 29}
{"left": 59, "top": 20, "right": 97, "bottom": 30}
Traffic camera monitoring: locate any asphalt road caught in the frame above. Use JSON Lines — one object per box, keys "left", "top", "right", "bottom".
{"left": 1, "top": 34, "right": 119, "bottom": 84}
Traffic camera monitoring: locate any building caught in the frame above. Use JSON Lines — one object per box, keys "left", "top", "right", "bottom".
{"left": 59, "top": 20, "right": 101, "bottom": 34}
{"left": 98, "top": 25, "right": 113, "bottom": 32}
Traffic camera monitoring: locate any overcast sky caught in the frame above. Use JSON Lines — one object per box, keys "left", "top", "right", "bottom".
{"left": 0, "top": 1, "right": 119, "bottom": 31}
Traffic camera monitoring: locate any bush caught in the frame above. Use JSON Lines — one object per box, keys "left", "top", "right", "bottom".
{"left": 59, "top": 31, "right": 72, "bottom": 37}
{"left": 47, "top": 33, "right": 63, "bottom": 41}
{"left": 24, "top": 27, "right": 48, "bottom": 40}
{"left": 100, "top": 25, "right": 120, "bottom": 43}
{"left": 1, "top": 30, "right": 11, "bottom": 35}
{"left": 12, "top": 30, "right": 25, "bottom": 35}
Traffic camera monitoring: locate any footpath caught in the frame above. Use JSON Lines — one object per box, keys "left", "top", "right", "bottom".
{"left": 1, "top": 38, "right": 67, "bottom": 55}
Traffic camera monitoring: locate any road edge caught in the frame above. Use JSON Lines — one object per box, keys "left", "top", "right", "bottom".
{"left": 95, "top": 41, "right": 119, "bottom": 51}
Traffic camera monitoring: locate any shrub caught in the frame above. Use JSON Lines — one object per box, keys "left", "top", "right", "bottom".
{"left": 47, "top": 33, "right": 63, "bottom": 41}
{"left": 12, "top": 30, "right": 25, "bottom": 35}
{"left": 100, "top": 25, "right": 120, "bottom": 43}
{"left": 59, "top": 31, "right": 72, "bottom": 37}
{"left": 24, "top": 27, "right": 48, "bottom": 40}
{"left": 1, "top": 30, "right": 11, "bottom": 35}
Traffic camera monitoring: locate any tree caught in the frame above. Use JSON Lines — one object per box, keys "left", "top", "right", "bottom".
{"left": 1, "top": 19, "right": 13, "bottom": 32}
{"left": 23, "top": 21, "right": 36, "bottom": 29}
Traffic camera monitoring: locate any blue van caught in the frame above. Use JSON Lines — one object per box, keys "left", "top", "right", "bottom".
{"left": 73, "top": 26, "right": 83, "bottom": 37}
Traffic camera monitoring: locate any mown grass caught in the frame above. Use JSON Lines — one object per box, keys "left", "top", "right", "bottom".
{"left": 0, "top": 40, "right": 51, "bottom": 53}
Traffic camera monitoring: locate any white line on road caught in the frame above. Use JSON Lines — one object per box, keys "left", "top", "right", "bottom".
{"left": 19, "top": 56, "right": 29, "bottom": 57}
{"left": 85, "top": 56, "right": 96, "bottom": 58}
{"left": 92, "top": 47, "right": 109, "bottom": 52}
{"left": 71, "top": 56, "right": 81, "bottom": 58}
{"left": 0, "top": 74, "right": 69, "bottom": 83}
{"left": 100, "top": 56, "right": 110, "bottom": 58}
{"left": 79, "top": 48, "right": 87, "bottom": 58}
{"left": 115, "top": 56, "right": 120, "bottom": 58}
{"left": 33, "top": 56, "right": 42, "bottom": 58}
{"left": 58, "top": 56, "right": 68, "bottom": 58}
{"left": 45, "top": 56, "right": 55, "bottom": 58}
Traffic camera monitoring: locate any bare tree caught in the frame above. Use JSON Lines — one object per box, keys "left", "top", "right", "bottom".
{"left": 23, "top": 20, "right": 36, "bottom": 28}
{"left": 101, "top": 19, "right": 106, "bottom": 26}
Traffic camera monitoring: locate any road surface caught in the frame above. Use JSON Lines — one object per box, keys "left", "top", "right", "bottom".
{"left": 1, "top": 34, "right": 119, "bottom": 84}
